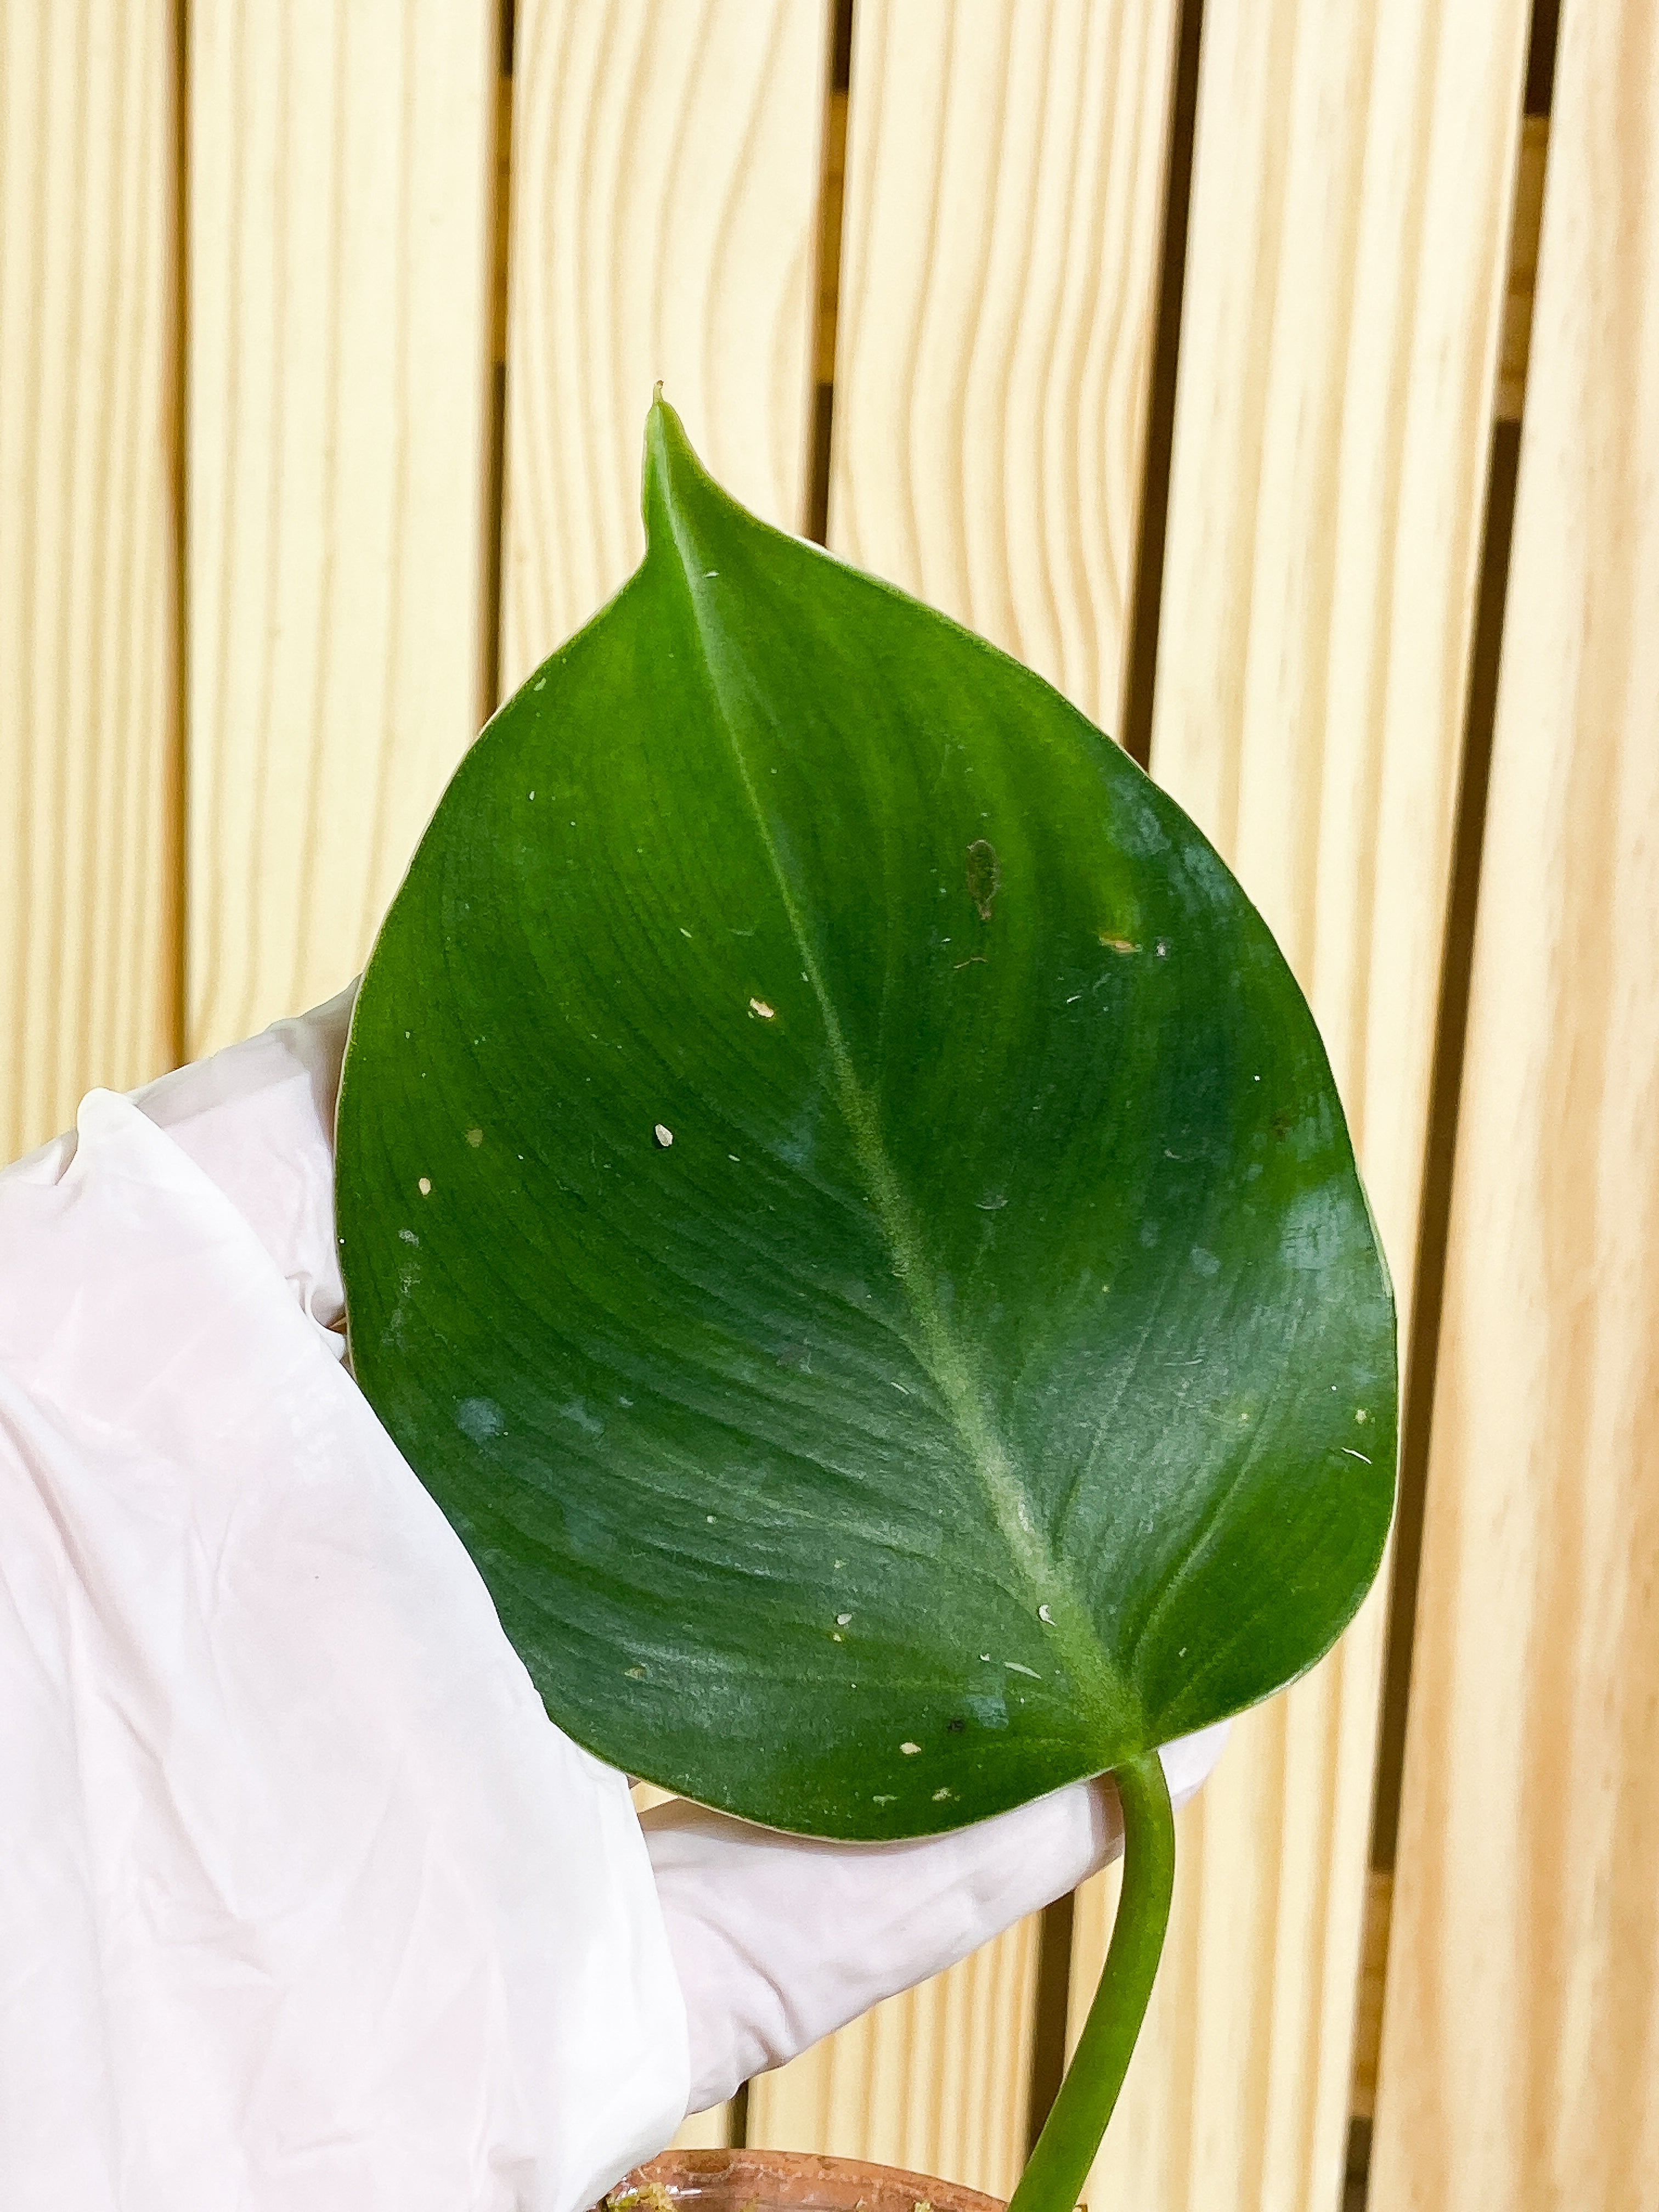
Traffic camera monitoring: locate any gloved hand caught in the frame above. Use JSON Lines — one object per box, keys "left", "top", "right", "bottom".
{"left": 0, "top": 989, "right": 1224, "bottom": 2209}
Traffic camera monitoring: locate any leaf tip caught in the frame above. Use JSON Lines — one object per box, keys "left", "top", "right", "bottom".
{"left": 641, "top": 387, "right": 695, "bottom": 540}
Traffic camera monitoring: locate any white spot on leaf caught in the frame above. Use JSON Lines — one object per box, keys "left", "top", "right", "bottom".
{"left": 900, "top": 1741, "right": 921, "bottom": 1756}
{"left": 559, "top": 1397, "right": 605, "bottom": 1437}
{"left": 654, "top": 1124, "right": 674, "bottom": 1148}
{"left": 417, "top": 1177, "right": 431, "bottom": 1196}
{"left": 456, "top": 1397, "right": 504, "bottom": 1442}
{"left": 749, "top": 998, "right": 775, "bottom": 1019}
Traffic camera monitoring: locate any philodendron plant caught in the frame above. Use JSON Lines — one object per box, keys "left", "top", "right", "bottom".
{"left": 335, "top": 398, "right": 1396, "bottom": 2211}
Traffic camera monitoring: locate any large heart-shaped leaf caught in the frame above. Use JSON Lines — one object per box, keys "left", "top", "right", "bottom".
{"left": 336, "top": 400, "right": 1395, "bottom": 1841}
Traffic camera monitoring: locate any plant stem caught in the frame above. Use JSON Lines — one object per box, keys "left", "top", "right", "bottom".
{"left": 1006, "top": 1752, "right": 1176, "bottom": 2212}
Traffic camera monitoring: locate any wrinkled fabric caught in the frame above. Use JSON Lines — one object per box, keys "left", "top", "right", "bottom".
{"left": 1, "top": 992, "right": 1228, "bottom": 2193}
{"left": 0, "top": 1084, "right": 688, "bottom": 2211}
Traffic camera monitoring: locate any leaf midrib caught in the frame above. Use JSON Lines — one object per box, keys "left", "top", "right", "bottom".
{"left": 652, "top": 484, "right": 1129, "bottom": 1725}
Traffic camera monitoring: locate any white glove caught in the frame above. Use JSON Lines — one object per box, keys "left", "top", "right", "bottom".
{"left": 0, "top": 989, "right": 1224, "bottom": 2205}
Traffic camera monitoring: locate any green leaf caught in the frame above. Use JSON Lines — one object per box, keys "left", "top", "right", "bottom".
{"left": 336, "top": 399, "right": 1396, "bottom": 1841}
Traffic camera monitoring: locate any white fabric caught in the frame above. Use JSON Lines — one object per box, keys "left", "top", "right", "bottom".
{"left": 0, "top": 1079, "right": 689, "bottom": 2211}
{"left": 0, "top": 990, "right": 1227, "bottom": 2194}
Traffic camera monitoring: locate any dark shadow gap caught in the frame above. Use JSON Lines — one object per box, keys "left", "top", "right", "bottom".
{"left": 1025, "top": 1887, "right": 1077, "bottom": 2154}
{"left": 481, "top": 1, "right": 515, "bottom": 716}
{"left": 1342, "top": 2115, "right": 1374, "bottom": 2212}
{"left": 1525, "top": 0, "right": 1560, "bottom": 115}
{"left": 727, "top": 2077, "right": 751, "bottom": 2152}
{"left": 804, "top": 0, "right": 855, "bottom": 545}
{"left": 1120, "top": 0, "right": 1205, "bottom": 769}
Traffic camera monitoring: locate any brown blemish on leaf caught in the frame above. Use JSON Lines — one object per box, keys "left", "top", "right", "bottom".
{"left": 952, "top": 955, "right": 988, "bottom": 971}
{"left": 966, "top": 838, "right": 1000, "bottom": 920}
{"left": 1099, "top": 932, "right": 1139, "bottom": 953}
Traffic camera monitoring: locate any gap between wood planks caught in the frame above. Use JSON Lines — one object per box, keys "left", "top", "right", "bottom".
{"left": 481, "top": 0, "right": 516, "bottom": 720}
{"left": 803, "top": 0, "right": 855, "bottom": 547}
{"left": 1117, "top": 0, "right": 1206, "bottom": 776}
{"left": 1345, "top": 2, "right": 1558, "bottom": 2204}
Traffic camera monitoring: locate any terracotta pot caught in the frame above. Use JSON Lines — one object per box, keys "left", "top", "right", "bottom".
{"left": 603, "top": 2146, "right": 1005, "bottom": 2212}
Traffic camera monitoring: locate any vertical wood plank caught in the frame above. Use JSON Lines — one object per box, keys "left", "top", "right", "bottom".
{"left": 1066, "top": 6, "right": 1530, "bottom": 2209}
{"left": 186, "top": 0, "right": 496, "bottom": 1057}
{"left": 826, "top": 0, "right": 1181, "bottom": 736}
{"left": 498, "top": 0, "right": 831, "bottom": 698}
{"left": 748, "top": 5, "right": 1180, "bottom": 2193}
{"left": 1370, "top": 4, "right": 1659, "bottom": 2203}
{"left": 0, "top": 0, "right": 178, "bottom": 1157}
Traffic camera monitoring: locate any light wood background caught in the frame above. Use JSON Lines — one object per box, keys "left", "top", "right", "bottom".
{"left": 5, "top": 4, "right": 1651, "bottom": 2209}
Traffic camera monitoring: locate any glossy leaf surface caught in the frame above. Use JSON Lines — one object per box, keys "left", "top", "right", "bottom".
{"left": 336, "top": 402, "right": 1396, "bottom": 1839}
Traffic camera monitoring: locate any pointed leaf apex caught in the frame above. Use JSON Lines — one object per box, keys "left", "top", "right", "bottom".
{"left": 641, "top": 390, "right": 709, "bottom": 550}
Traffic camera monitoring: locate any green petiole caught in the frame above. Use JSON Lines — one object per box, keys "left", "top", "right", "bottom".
{"left": 1006, "top": 1752, "right": 1176, "bottom": 2212}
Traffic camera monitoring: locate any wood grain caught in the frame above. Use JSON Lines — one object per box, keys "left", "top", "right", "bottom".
{"left": 498, "top": 0, "right": 831, "bottom": 698}
{"left": 185, "top": 0, "right": 497, "bottom": 1057}
{"left": 1369, "top": 3, "right": 1659, "bottom": 2202}
{"left": 0, "top": 0, "right": 178, "bottom": 1158}
{"left": 1066, "top": 6, "right": 1531, "bottom": 2209}
{"left": 826, "top": 0, "right": 1181, "bottom": 736}
{"left": 748, "top": 5, "right": 1181, "bottom": 2185}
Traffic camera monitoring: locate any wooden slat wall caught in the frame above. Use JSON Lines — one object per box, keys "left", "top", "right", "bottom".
{"left": 1065, "top": 7, "right": 1531, "bottom": 2210}
{"left": 743, "top": 5, "right": 1181, "bottom": 2194}
{"left": 0, "top": 0, "right": 177, "bottom": 1159}
{"left": 1369, "top": 3, "right": 1659, "bottom": 2203}
{"left": 498, "top": 0, "right": 831, "bottom": 699}
{"left": 10, "top": 7, "right": 1659, "bottom": 2204}
{"left": 185, "top": 0, "right": 498, "bottom": 1058}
